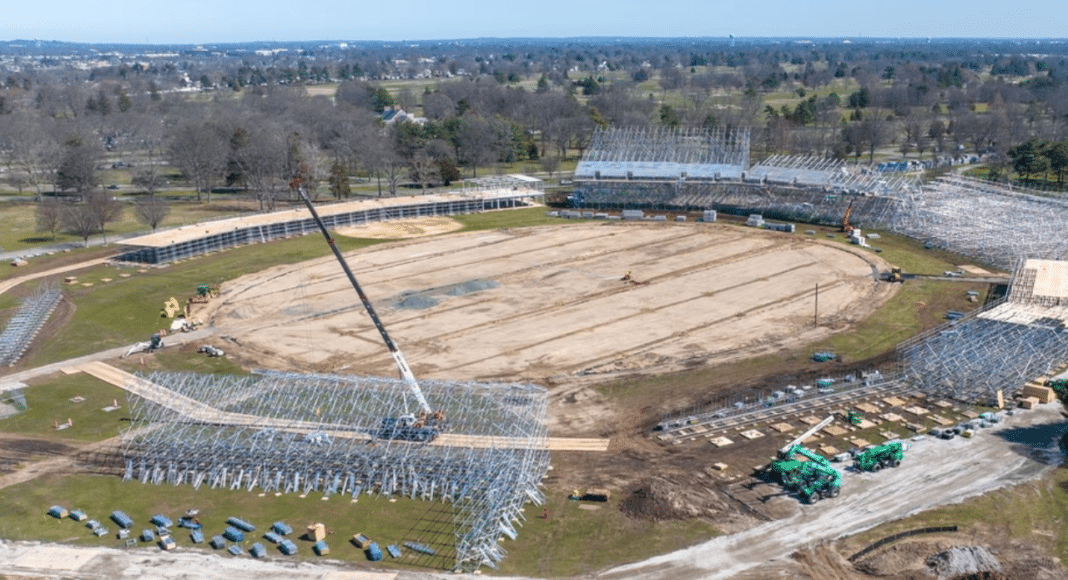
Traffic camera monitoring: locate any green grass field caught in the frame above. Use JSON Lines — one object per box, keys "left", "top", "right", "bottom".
{"left": 0, "top": 374, "right": 128, "bottom": 443}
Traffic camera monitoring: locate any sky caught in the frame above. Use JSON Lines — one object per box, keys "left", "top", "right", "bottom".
{"left": 6, "top": 0, "right": 1068, "bottom": 45}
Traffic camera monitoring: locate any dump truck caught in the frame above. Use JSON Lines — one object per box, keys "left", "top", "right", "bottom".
{"left": 853, "top": 441, "right": 905, "bottom": 472}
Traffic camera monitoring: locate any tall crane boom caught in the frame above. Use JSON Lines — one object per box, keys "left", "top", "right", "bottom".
{"left": 290, "top": 181, "right": 432, "bottom": 416}
{"left": 778, "top": 415, "right": 834, "bottom": 457}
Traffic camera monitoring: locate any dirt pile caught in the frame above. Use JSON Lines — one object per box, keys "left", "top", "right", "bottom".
{"left": 619, "top": 478, "right": 722, "bottom": 521}
{"left": 927, "top": 546, "right": 1003, "bottom": 580}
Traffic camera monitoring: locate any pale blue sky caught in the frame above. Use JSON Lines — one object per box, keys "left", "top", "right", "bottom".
{"left": 6, "top": 0, "right": 1067, "bottom": 44}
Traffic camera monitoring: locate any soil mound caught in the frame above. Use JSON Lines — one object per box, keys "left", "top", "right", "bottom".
{"left": 619, "top": 478, "right": 703, "bottom": 521}
{"left": 927, "top": 546, "right": 1003, "bottom": 580}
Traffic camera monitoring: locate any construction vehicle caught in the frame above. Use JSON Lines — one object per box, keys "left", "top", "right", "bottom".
{"left": 841, "top": 200, "right": 855, "bottom": 235}
{"left": 847, "top": 410, "right": 864, "bottom": 426}
{"left": 853, "top": 441, "right": 905, "bottom": 472}
{"left": 289, "top": 178, "right": 446, "bottom": 441}
{"left": 123, "top": 333, "right": 164, "bottom": 358}
{"left": 189, "top": 284, "right": 219, "bottom": 304}
{"left": 886, "top": 267, "right": 903, "bottom": 283}
{"left": 762, "top": 415, "right": 842, "bottom": 502}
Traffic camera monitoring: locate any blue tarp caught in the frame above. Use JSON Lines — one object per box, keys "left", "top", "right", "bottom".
{"left": 210, "top": 535, "right": 226, "bottom": 549}
{"left": 313, "top": 540, "right": 329, "bottom": 556}
{"left": 227, "top": 545, "right": 243, "bottom": 556}
{"left": 110, "top": 510, "right": 134, "bottom": 529}
{"left": 263, "top": 531, "right": 282, "bottom": 544}
{"left": 250, "top": 543, "right": 266, "bottom": 558}
{"left": 190, "top": 530, "right": 205, "bottom": 544}
{"left": 223, "top": 526, "right": 245, "bottom": 542}
{"left": 271, "top": 521, "right": 292, "bottom": 535}
{"left": 150, "top": 514, "right": 173, "bottom": 528}
{"left": 226, "top": 517, "right": 255, "bottom": 532}
{"left": 366, "top": 542, "right": 383, "bottom": 561}
{"left": 279, "top": 539, "right": 298, "bottom": 555}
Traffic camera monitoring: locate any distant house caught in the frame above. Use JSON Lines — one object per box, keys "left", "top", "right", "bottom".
{"left": 380, "top": 106, "right": 426, "bottom": 126}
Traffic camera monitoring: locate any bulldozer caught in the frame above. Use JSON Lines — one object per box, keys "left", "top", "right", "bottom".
{"left": 189, "top": 284, "right": 219, "bottom": 304}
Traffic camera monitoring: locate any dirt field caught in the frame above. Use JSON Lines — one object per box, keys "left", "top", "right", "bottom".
{"left": 205, "top": 221, "right": 895, "bottom": 388}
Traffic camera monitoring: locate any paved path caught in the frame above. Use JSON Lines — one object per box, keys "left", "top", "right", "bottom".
{"left": 0, "top": 255, "right": 115, "bottom": 296}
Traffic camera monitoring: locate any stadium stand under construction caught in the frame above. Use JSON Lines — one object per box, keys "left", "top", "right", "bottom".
{"left": 120, "top": 371, "right": 549, "bottom": 571}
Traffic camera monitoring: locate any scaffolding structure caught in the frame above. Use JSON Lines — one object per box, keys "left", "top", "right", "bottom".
{"left": 0, "top": 282, "right": 61, "bottom": 366}
{"left": 900, "top": 259, "right": 1068, "bottom": 404}
{"left": 746, "top": 154, "right": 918, "bottom": 195}
{"left": 120, "top": 370, "right": 549, "bottom": 571}
{"left": 570, "top": 180, "right": 903, "bottom": 226}
{"left": 889, "top": 175, "right": 1068, "bottom": 271}
{"left": 575, "top": 126, "right": 750, "bottom": 180}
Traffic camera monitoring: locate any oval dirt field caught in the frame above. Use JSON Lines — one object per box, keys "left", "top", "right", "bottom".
{"left": 205, "top": 221, "right": 895, "bottom": 383}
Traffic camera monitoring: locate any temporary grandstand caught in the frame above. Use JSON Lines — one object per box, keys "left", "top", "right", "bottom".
{"left": 120, "top": 370, "right": 549, "bottom": 571}
{"left": 117, "top": 176, "right": 544, "bottom": 265}
{"left": 0, "top": 282, "right": 61, "bottom": 366}
{"left": 900, "top": 258, "right": 1068, "bottom": 404}
{"left": 575, "top": 126, "right": 750, "bottom": 181}
{"left": 889, "top": 175, "right": 1068, "bottom": 271}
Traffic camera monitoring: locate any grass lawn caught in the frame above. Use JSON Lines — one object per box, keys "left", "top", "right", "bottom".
{"left": 0, "top": 373, "right": 128, "bottom": 443}
{"left": 0, "top": 471, "right": 717, "bottom": 576}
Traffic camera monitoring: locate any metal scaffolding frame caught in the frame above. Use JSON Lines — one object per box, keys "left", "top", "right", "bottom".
{"left": 0, "top": 282, "right": 61, "bottom": 366}
{"left": 575, "top": 126, "right": 751, "bottom": 180}
{"left": 900, "top": 259, "right": 1068, "bottom": 404}
{"left": 120, "top": 371, "right": 549, "bottom": 571}
{"left": 888, "top": 175, "right": 1068, "bottom": 271}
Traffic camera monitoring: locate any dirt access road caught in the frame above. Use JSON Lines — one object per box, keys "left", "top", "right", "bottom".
{"left": 598, "top": 403, "right": 1068, "bottom": 580}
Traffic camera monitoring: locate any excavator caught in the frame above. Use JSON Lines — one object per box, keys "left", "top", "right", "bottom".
{"left": 289, "top": 178, "right": 446, "bottom": 442}
{"left": 761, "top": 415, "right": 843, "bottom": 503}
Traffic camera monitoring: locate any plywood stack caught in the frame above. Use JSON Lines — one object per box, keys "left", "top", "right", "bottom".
{"left": 307, "top": 522, "right": 326, "bottom": 542}
{"left": 1022, "top": 384, "right": 1056, "bottom": 404}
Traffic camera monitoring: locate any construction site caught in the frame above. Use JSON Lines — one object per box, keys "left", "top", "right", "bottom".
{"left": 1, "top": 130, "right": 1068, "bottom": 579}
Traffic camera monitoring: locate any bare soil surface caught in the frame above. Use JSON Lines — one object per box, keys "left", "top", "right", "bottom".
{"left": 333, "top": 215, "right": 464, "bottom": 239}
{"left": 206, "top": 220, "right": 893, "bottom": 389}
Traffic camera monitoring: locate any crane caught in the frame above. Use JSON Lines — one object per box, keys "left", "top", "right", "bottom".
{"left": 289, "top": 179, "right": 444, "bottom": 440}
{"left": 763, "top": 415, "right": 841, "bottom": 501}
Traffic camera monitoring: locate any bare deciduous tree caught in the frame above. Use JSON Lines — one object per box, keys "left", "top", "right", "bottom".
{"left": 134, "top": 196, "right": 170, "bottom": 231}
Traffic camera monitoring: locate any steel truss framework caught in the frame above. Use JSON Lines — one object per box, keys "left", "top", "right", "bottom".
{"left": 575, "top": 126, "right": 751, "bottom": 180}
{"left": 120, "top": 371, "right": 549, "bottom": 570}
{"left": 571, "top": 180, "right": 903, "bottom": 227}
{"left": 889, "top": 175, "right": 1068, "bottom": 271}
{"left": 900, "top": 260, "right": 1068, "bottom": 404}
{"left": 0, "top": 282, "right": 61, "bottom": 366}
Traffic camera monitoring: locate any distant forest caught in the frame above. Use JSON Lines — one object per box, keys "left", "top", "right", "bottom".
{"left": 2, "top": 37, "right": 1068, "bottom": 206}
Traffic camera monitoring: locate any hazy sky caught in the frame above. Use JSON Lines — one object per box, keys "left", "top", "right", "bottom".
{"left": 6, "top": 0, "right": 1068, "bottom": 44}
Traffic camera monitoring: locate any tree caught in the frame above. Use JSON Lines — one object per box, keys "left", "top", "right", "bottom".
{"left": 1009, "top": 140, "right": 1049, "bottom": 185}
{"left": 1045, "top": 141, "right": 1068, "bottom": 187}
{"left": 56, "top": 136, "right": 99, "bottom": 197}
{"left": 409, "top": 151, "right": 439, "bottom": 192}
{"left": 61, "top": 202, "right": 98, "bottom": 247}
{"left": 133, "top": 196, "right": 170, "bottom": 231}
{"left": 328, "top": 162, "right": 350, "bottom": 199}
{"left": 540, "top": 155, "right": 560, "bottom": 179}
{"left": 659, "top": 104, "right": 680, "bottom": 127}
{"left": 35, "top": 198, "right": 63, "bottom": 240}
{"left": 83, "top": 190, "right": 123, "bottom": 243}
{"left": 436, "top": 158, "right": 460, "bottom": 186}
{"left": 166, "top": 121, "right": 229, "bottom": 201}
